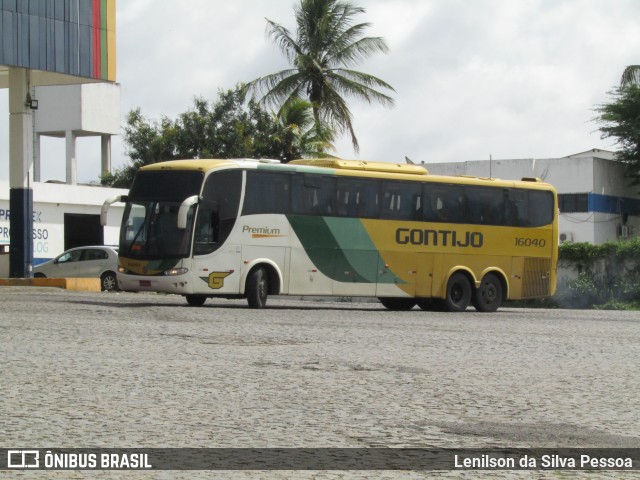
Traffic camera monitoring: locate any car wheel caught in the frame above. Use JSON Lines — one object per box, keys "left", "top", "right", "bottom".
{"left": 101, "top": 272, "right": 118, "bottom": 291}
{"left": 33, "top": 273, "right": 46, "bottom": 278}
{"left": 379, "top": 297, "right": 416, "bottom": 311}
{"left": 472, "top": 273, "right": 504, "bottom": 312}
{"left": 185, "top": 295, "right": 207, "bottom": 307}
{"left": 444, "top": 272, "right": 472, "bottom": 312}
{"left": 246, "top": 267, "right": 268, "bottom": 308}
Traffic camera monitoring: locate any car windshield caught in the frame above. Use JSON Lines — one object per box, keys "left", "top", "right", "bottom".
{"left": 120, "top": 201, "right": 195, "bottom": 259}
{"left": 57, "top": 250, "right": 82, "bottom": 263}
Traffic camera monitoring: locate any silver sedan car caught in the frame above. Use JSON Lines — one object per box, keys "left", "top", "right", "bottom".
{"left": 33, "top": 246, "right": 119, "bottom": 291}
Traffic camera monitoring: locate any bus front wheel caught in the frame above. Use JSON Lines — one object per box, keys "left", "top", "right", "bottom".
{"left": 379, "top": 297, "right": 416, "bottom": 311}
{"left": 185, "top": 295, "right": 207, "bottom": 307}
{"left": 444, "top": 272, "right": 472, "bottom": 312}
{"left": 246, "top": 267, "right": 268, "bottom": 308}
{"left": 472, "top": 273, "right": 504, "bottom": 312}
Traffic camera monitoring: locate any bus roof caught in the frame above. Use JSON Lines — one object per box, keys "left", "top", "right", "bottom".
{"left": 138, "top": 158, "right": 555, "bottom": 190}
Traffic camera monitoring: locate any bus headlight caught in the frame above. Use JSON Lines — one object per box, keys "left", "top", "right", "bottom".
{"left": 163, "top": 268, "right": 188, "bottom": 276}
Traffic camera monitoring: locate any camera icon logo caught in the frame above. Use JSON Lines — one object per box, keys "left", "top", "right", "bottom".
{"left": 7, "top": 450, "right": 39, "bottom": 468}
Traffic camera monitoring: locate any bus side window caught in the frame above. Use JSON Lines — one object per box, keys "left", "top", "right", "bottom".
{"left": 425, "top": 185, "right": 463, "bottom": 223}
{"left": 292, "top": 175, "right": 335, "bottom": 216}
{"left": 380, "top": 181, "right": 422, "bottom": 220}
{"left": 243, "top": 171, "right": 291, "bottom": 215}
{"left": 529, "top": 190, "right": 554, "bottom": 227}
{"left": 194, "top": 204, "right": 219, "bottom": 255}
{"left": 335, "top": 178, "right": 378, "bottom": 218}
{"left": 506, "top": 189, "right": 529, "bottom": 227}
{"left": 196, "top": 170, "right": 241, "bottom": 255}
{"left": 465, "top": 186, "right": 505, "bottom": 225}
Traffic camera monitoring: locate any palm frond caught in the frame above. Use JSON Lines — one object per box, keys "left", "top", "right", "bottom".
{"left": 621, "top": 65, "right": 640, "bottom": 86}
{"left": 248, "top": 0, "right": 394, "bottom": 154}
{"left": 265, "top": 19, "right": 301, "bottom": 62}
{"left": 329, "top": 34, "right": 390, "bottom": 67}
{"left": 327, "top": 70, "right": 395, "bottom": 107}
{"left": 246, "top": 69, "right": 300, "bottom": 104}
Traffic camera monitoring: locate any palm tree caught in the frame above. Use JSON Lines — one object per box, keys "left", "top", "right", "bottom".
{"left": 620, "top": 65, "right": 640, "bottom": 86}
{"left": 274, "top": 97, "right": 336, "bottom": 160}
{"left": 248, "top": 0, "right": 395, "bottom": 152}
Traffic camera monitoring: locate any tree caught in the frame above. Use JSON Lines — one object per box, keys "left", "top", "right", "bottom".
{"left": 621, "top": 65, "right": 640, "bottom": 86}
{"left": 596, "top": 85, "right": 640, "bottom": 186}
{"left": 247, "top": 0, "right": 395, "bottom": 152}
{"left": 102, "top": 86, "right": 317, "bottom": 188}
{"left": 273, "top": 97, "right": 336, "bottom": 158}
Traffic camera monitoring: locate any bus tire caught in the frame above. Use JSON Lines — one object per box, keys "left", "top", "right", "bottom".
{"left": 379, "top": 297, "right": 416, "bottom": 311}
{"left": 472, "top": 273, "right": 504, "bottom": 312}
{"left": 246, "top": 267, "right": 268, "bottom": 309}
{"left": 444, "top": 272, "right": 471, "bottom": 312}
{"left": 185, "top": 295, "right": 207, "bottom": 307}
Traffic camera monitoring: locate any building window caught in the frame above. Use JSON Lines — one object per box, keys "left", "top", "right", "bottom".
{"left": 558, "top": 193, "right": 588, "bottom": 213}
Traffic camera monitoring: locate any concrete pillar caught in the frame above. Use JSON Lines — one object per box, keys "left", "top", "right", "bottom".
{"left": 65, "top": 130, "right": 77, "bottom": 185}
{"left": 8, "top": 68, "right": 34, "bottom": 277}
{"left": 33, "top": 133, "right": 41, "bottom": 182}
{"left": 101, "top": 134, "right": 111, "bottom": 176}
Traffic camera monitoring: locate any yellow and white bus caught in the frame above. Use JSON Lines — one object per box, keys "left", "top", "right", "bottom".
{"left": 102, "top": 158, "right": 558, "bottom": 312}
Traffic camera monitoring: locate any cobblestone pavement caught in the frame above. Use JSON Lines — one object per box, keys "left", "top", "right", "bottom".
{"left": 1, "top": 287, "right": 639, "bottom": 479}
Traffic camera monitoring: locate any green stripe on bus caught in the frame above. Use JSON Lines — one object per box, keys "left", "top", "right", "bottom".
{"left": 287, "top": 215, "right": 397, "bottom": 284}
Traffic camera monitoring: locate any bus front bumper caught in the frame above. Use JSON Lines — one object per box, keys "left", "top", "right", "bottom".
{"left": 117, "top": 273, "right": 193, "bottom": 294}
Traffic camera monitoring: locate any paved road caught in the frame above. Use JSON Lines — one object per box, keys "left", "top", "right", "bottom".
{"left": 2, "top": 287, "right": 639, "bottom": 479}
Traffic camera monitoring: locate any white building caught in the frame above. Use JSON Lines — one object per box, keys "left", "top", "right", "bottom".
{"left": 0, "top": 82, "right": 124, "bottom": 276}
{"left": 425, "top": 149, "right": 640, "bottom": 244}
{"left": 0, "top": 180, "right": 127, "bottom": 269}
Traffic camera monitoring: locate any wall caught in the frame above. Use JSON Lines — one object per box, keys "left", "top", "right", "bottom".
{"left": 0, "top": 0, "right": 116, "bottom": 82}
{"left": 35, "top": 83, "right": 120, "bottom": 135}
{"left": 0, "top": 180, "right": 127, "bottom": 262}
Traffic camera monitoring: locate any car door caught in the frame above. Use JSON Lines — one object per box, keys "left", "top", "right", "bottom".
{"left": 76, "top": 248, "right": 109, "bottom": 278}
{"left": 51, "top": 249, "right": 83, "bottom": 277}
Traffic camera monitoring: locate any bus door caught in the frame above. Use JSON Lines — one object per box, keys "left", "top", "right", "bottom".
{"left": 191, "top": 170, "right": 243, "bottom": 294}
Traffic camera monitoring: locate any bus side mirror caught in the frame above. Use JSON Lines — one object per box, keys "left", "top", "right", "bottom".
{"left": 101, "top": 195, "right": 128, "bottom": 226}
{"left": 177, "top": 195, "right": 199, "bottom": 229}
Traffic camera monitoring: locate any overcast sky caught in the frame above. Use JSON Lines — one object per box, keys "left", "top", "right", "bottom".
{"left": 2, "top": 0, "right": 640, "bottom": 183}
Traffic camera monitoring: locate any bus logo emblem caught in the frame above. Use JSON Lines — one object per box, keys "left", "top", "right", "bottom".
{"left": 208, "top": 272, "right": 231, "bottom": 289}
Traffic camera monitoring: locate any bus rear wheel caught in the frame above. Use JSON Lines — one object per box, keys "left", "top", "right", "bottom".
{"left": 379, "top": 297, "right": 416, "bottom": 311}
{"left": 444, "top": 272, "right": 472, "bottom": 312}
{"left": 472, "top": 273, "right": 504, "bottom": 312}
{"left": 246, "top": 267, "right": 268, "bottom": 309}
{"left": 185, "top": 295, "right": 207, "bottom": 307}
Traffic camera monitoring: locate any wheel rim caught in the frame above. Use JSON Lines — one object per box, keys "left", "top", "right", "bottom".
{"left": 451, "top": 284, "right": 464, "bottom": 304}
{"left": 482, "top": 282, "right": 498, "bottom": 303}
{"left": 446, "top": 273, "right": 471, "bottom": 311}
{"left": 103, "top": 275, "right": 116, "bottom": 290}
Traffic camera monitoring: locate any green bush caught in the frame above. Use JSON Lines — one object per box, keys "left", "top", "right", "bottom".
{"left": 557, "top": 238, "right": 640, "bottom": 309}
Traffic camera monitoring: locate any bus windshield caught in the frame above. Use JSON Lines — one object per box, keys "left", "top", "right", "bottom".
{"left": 120, "top": 201, "right": 194, "bottom": 259}
{"left": 120, "top": 169, "right": 204, "bottom": 259}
